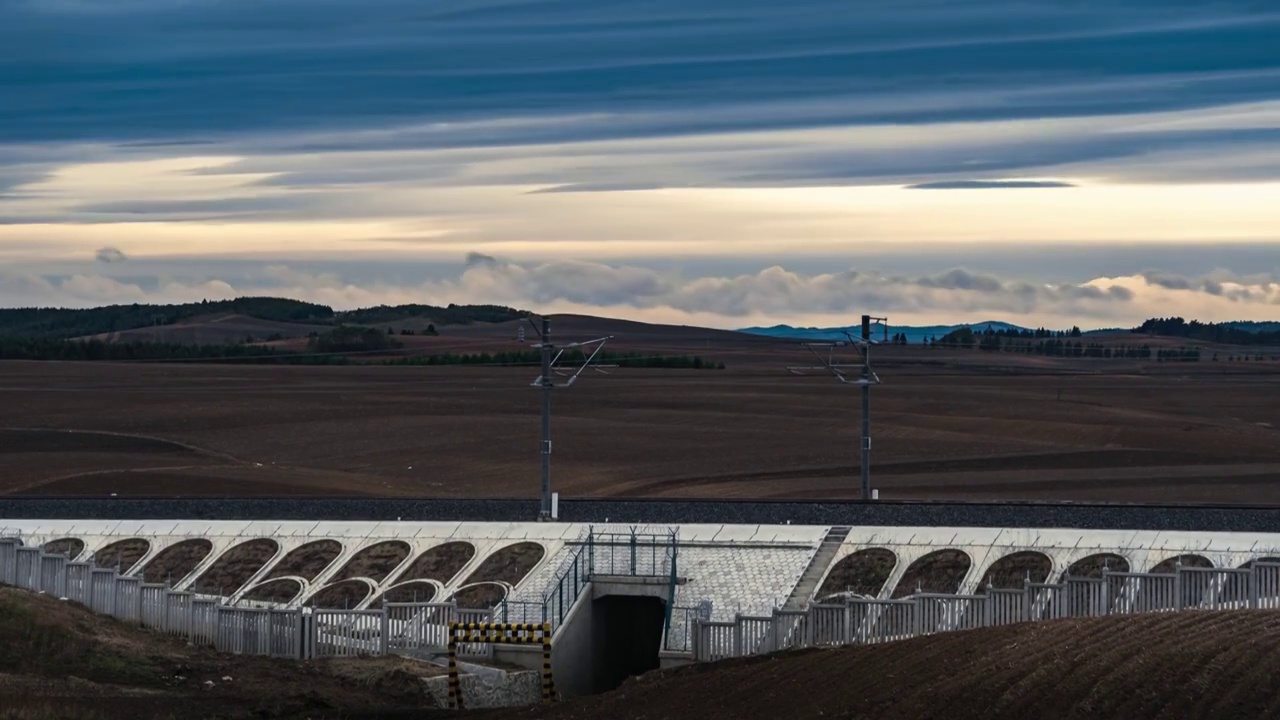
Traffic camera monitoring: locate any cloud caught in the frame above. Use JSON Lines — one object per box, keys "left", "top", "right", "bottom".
{"left": 4, "top": 259, "right": 1278, "bottom": 328}
{"left": 906, "top": 180, "right": 1077, "bottom": 189}
{"left": 94, "top": 246, "right": 127, "bottom": 263}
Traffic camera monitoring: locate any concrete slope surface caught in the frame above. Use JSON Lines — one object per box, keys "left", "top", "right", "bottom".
{"left": 508, "top": 611, "right": 1280, "bottom": 720}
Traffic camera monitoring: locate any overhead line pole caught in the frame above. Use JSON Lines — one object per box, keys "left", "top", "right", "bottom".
{"left": 861, "top": 314, "right": 888, "bottom": 501}
{"left": 529, "top": 317, "right": 613, "bottom": 521}
{"left": 786, "top": 313, "right": 887, "bottom": 501}
{"left": 539, "top": 318, "right": 553, "bottom": 520}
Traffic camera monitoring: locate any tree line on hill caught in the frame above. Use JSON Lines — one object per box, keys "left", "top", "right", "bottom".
{"left": 0, "top": 333, "right": 725, "bottom": 369}
{"left": 0, "top": 337, "right": 348, "bottom": 364}
{"left": 932, "top": 326, "right": 1206, "bottom": 360}
{"left": 1133, "top": 317, "right": 1280, "bottom": 346}
{"left": 384, "top": 350, "right": 725, "bottom": 369}
{"left": 0, "top": 297, "right": 529, "bottom": 340}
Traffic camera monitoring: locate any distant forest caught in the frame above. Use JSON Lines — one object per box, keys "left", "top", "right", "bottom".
{"left": 385, "top": 350, "right": 725, "bottom": 369}
{"left": 1133, "top": 318, "right": 1280, "bottom": 346}
{"left": 0, "top": 336, "right": 724, "bottom": 369}
{"left": 0, "top": 297, "right": 530, "bottom": 340}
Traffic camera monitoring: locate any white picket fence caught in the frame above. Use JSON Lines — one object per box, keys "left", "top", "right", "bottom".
{"left": 689, "top": 562, "right": 1280, "bottom": 662}
{"left": 0, "top": 537, "right": 490, "bottom": 662}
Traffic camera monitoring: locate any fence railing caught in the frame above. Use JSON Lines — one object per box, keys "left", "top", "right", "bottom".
{"left": 495, "top": 527, "right": 680, "bottom": 637}
{"left": 0, "top": 537, "right": 495, "bottom": 662}
{"left": 684, "top": 562, "right": 1280, "bottom": 662}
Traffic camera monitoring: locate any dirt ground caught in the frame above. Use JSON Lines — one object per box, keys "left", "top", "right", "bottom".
{"left": 10, "top": 584, "right": 1280, "bottom": 720}
{"left": 499, "top": 610, "right": 1280, "bottom": 720}
{"left": 0, "top": 587, "right": 451, "bottom": 720}
{"left": 2, "top": 315, "right": 1280, "bottom": 503}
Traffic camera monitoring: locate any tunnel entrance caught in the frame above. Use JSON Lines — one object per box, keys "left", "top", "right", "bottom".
{"left": 590, "top": 595, "right": 666, "bottom": 694}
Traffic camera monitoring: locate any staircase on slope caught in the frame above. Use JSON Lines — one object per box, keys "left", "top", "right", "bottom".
{"left": 783, "top": 526, "right": 853, "bottom": 611}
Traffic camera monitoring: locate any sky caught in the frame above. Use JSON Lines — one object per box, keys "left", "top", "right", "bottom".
{"left": 2, "top": 0, "right": 1279, "bottom": 329}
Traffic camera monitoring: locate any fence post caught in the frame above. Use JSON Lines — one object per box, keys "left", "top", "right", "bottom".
{"left": 1174, "top": 566, "right": 1184, "bottom": 610}
{"left": 1023, "top": 580, "right": 1033, "bottom": 623}
{"left": 1100, "top": 569, "right": 1111, "bottom": 616}
{"left": 1251, "top": 564, "right": 1260, "bottom": 610}
{"left": 380, "top": 608, "right": 390, "bottom": 656}
{"left": 630, "top": 533, "right": 637, "bottom": 576}
{"left": 733, "top": 614, "right": 743, "bottom": 658}
{"left": 842, "top": 601, "right": 852, "bottom": 645}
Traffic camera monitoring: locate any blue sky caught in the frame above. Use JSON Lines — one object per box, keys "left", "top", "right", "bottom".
{"left": 1, "top": 0, "right": 1278, "bottom": 327}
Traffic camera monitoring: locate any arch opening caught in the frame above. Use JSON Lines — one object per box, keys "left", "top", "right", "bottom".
{"left": 242, "top": 578, "right": 303, "bottom": 604}
{"left": 192, "top": 539, "right": 280, "bottom": 595}
{"left": 307, "top": 580, "right": 373, "bottom": 609}
{"left": 394, "top": 542, "right": 475, "bottom": 585}
{"left": 92, "top": 539, "right": 150, "bottom": 573}
{"left": 892, "top": 549, "right": 972, "bottom": 598}
{"left": 371, "top": 581, "right": 439, "bottom": 608}
{"left": 331, "top": 541, "right": 412, "bottom": 584}
{"left": 266, "top": 540, "right": 342, "bottom": 582}
{"left": 981, "top": 551, "right": 1053, "bottom": 589}
{"left": 42, "top": 538, "right": 85, "bottom": 560}
{"left": 1063, "top": 553, "right": 1129, "bottom": 580}
{"left": 458, "top": 542, "right": 546, "bottom": 592}
{"left": 1150, "top": 555, "right": 1213, "bottom": 574}
{"left": 817, "top": 548, "right": 897, "bottom": 600}
{"left": 451, "top": 582, "right": 509, "bottom": 610}
{"left": 141, "top": 539, "right": 213, "bottom": 585}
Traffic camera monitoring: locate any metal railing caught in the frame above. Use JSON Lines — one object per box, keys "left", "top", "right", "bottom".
{"left": 496, "top": 527, "right": 680, "bottom": 636}
{"left": 0, "top": 537, "right": 497, "bottom": 662}
{"left": 682, "top": 562, "right": 1280, "bottom": 662}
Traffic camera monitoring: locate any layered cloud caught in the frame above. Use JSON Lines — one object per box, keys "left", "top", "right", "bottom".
{"left": 2, "top": 0, "right": 1279, "bottom": 321}
{"left": 2, "top": 258, "right": 1276, "bottom": 329}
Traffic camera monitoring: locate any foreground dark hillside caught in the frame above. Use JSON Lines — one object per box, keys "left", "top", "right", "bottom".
{"left": 513, "top": 610, "right": 1280, "bottom": 720}
{"left": 6, "top": 586, "right": 1280, "bottom": 719}
{"left": 0, "top": 588, "right": 451, "bottom": 720}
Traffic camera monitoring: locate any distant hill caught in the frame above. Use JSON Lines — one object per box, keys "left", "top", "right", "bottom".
{"left": 1133, "top": 317, "right": 1280, "bottom": 346}
{"left": 0, "top": 298, "right": 333, "bottom": 340}
{"left": 0, "top": 298, "right": 530, "bottom": 341}
{"left": 1225, "top": 321, "right": 1280, "bottom": 334}
{"left": 741, "top": 321, "right": 1032, "bottom": 344}
{"left": 75, "top": 314, "right": 332, "bottom": 345}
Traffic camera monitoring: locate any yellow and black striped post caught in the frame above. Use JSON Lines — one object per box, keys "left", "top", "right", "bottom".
{"left": 447, "top": 632, "right": 464, "bottom": 710}
{"left": 447, "top": 621, "right": 558, "bottom": 706}
{"left": 541, "top": 621, "right": 555, "bottom": 701}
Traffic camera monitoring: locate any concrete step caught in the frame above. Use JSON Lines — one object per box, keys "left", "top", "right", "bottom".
{"left": 783, "top": 526, "right": 853, "bottom": 611}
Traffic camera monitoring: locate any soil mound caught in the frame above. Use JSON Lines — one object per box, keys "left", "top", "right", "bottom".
{"left": 515, "top": 611, "right": 1280, "bottom": 720}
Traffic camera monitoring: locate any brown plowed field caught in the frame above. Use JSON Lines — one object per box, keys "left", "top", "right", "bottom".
{"left": 2, "top": 314, "right": 1279, "bottom": 503}
{"left": 511, "top": 611, "right": 1280, "bottom": 720}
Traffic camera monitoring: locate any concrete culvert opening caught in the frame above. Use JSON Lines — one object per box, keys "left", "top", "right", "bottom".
{"left": 242, "top": 578, "right": 303, "bottom": 604}
{"left": 42, "top": 538, "right": 85, "bottom": 560}
{"left": 981, "top": 551, "right": 1052, "bottom": 589}
{"left": 590, "top": 595, "right": 666, "bottom": 695}
{"left": 192, "top": 539, "right": 279, "bottom": 595}
{"left": 1151, "top": 555, "right": 1213, "bottom": 574}
{"left": 818, "top": 548, "right": 897, "bottom": 599}
{"left": 1064, "top": 553, "right": 1130, "bottom": 580}
{"left": 892, "top": 549, "right": 972, "bottom": 598}
{"left": 142, "top": 539, "right": 214, "bottom": 585}
{"left": 92, "top": 539, "right": 150, "bottom": 573}
{"left": 266, "top": 540, "right": 342, "bottom": 582}
{"left": 306, "top": 580, "right": 373, "bottom": 609}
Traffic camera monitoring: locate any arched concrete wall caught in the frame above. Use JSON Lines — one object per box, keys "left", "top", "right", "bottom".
{"left": 14, "top": 520, "right": 1280, "bottom": 618}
